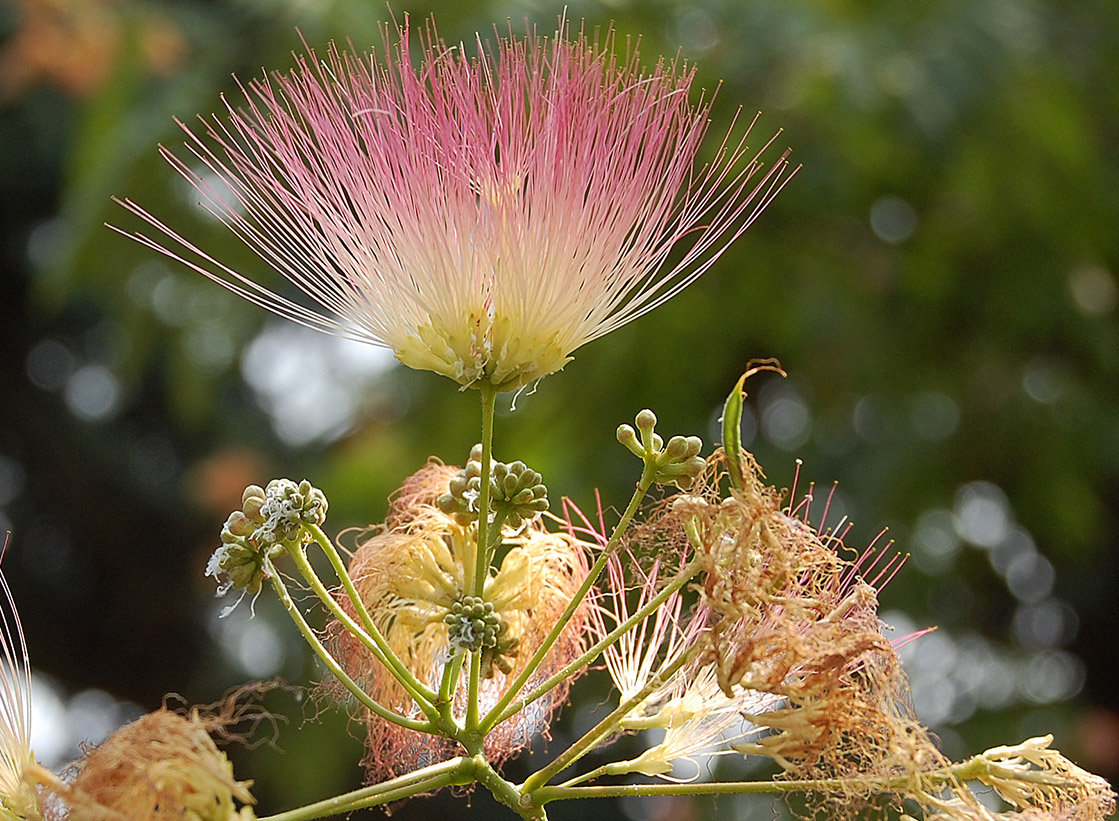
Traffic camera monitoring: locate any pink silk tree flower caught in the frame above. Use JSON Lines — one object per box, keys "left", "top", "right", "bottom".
{"left": 115, "top": 19, "right": 795, "bottom": 392}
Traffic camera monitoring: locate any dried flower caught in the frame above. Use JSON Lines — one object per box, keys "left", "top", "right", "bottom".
{"left": 115, "top": 18, "right": 793, "bottom": 391}
{"left": 54, "top": 709, "right": 255, "bottom": 821}
{"left": 614, "top": 453, "right": 944, "bottom": 816}
{"left": 913, "top": 735, "right": 1117, "bottom": 821}
{"left": 326, "top": 462, "right": 590, "bottom": 779}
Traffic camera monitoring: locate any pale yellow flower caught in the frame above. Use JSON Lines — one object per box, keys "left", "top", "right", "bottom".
{"left": 0, "top": 566, "right": 39, "bottom": 821}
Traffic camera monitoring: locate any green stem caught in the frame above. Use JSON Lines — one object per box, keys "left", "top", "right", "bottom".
{"left": 257, "top": 757, "right": 475, "bottom": 821}
{"left": 473, "top": 381, "right": 498, "bottom": 600}
{"left": 466, "top": 645, "right": 483, "bottom": 731}
{"left": 437, "top": 650, "right": 466, "bottom": 719}
{"left": 480, "top": 461, "right": 658, "bottom": 734}
{"left": 305, "top": 525, "right": 438, "bottom": 707}
{"left": 463, "top": 382, "right": 498, "bottom": 736}
{"left": 522, "top": 640, "right": 699, "bottom": 794}
{"left": 553, "top": 765, "right": 611, "bottom": 790}
{"left": 474, "top": 759, "right": 546, "bottom": 820}
{"left": 286, "top": 541, "right": 438, "bottom": 719}
{"left": 484, "top": 508, "right": 509, "bottom": 564}
{"left": 531, "top": 759, "right": 976, "bottom": 805}
{"left": 266, "top": 571, "right": 428, "bottom": 732}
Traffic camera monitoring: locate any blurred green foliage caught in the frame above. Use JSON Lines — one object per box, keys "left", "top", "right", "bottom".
{"left": 2, "top": 0, "right": 1118, "bottom": 818}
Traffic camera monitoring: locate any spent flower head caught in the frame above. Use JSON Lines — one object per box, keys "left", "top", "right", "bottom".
{"left": 115, "top": 17, "right": 794, "bottom": 391}
{"left": 53, "top": 709, "right": 255, "bottom": 821}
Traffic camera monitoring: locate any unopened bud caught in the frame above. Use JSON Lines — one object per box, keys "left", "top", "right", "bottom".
{"left": 491, "top": 459, "right": 549, "bottom": 527}
{"left": 617, "top": 424, "right": 642, "bottom": 456}
{"left": 653, "top": 438, "right": 705, "bottom": 490}
{"left": 635, "top": 409, "right": 657, "bottom": 439}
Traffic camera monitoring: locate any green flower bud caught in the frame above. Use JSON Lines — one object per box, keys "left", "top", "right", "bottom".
{"left": 490, "top": 459, "right": 549, "bottom": 527}
{"left": 664, "top": 435, "right": 690, "bottom": 459}
{"left": 617, "top": 424, "right": 644, "bottom": 459}
{"left": 443, "top": 447, "right": 549, "bottom": 527}
{"left": 619, "top": 411, "right": 705, "bottom": 489}
{"left": 446, "top": 595, "right": 504, "bottom": 653}
{"left": 207, "top": 479, "right": 328, "bottom": 616}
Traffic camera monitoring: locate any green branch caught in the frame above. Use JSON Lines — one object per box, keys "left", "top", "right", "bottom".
{"left": 257, "top": 757, "right": 476, "bottom": 821}
{"left": 474, "top": 758, "right": 547, "bottom": 821}
{"left": 522, "top": 636, "right": 700, "bottom": 794}
{"left": 472, "top": 382, "right": 498, "bottom": 600}
{"left": 305, "top": 526, "right": 438, "bottom": 705}
{"left": 531, "top": 759, "right": 973, "bottom": 805}
{"left": 489, "top": 553, "right": 702, "bottom": 730}
{"left": 286, "top": 539, "right": 439, "bottom": 719}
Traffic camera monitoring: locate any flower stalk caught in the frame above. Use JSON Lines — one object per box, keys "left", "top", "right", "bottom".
{"left": 304, "top": 524, "right": 439, "bottom": 708}
{"left": 491, "top": 553, "right": 704, "bottom": 735}
{"left": 257, "top": 757, "right": 476, "bottom": 821}
{"left": 266, "top": 570, "right": 428, "bottom": 732}
{"left": 466, "top": 382, "right": 499, "bottom": 733}
{"left": 480, "top": 457, "right": 659, "bottom": 734}
{"left": 521, "top": 638, "right": 702, "bottom": 795}
{"left": 284, "top": 536, "right": 439, "bottom": 720}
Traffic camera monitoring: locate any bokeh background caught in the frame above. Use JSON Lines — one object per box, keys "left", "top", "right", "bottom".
{"left": 2, "top": 0, "right": 1117, "bottom": 818}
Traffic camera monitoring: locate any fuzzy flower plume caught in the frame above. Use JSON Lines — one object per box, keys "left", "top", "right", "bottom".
{"left": 0, "top": 565, "right": 39, "bottom": 821}
{"left": 326, "top": 461, "right": 590, "bottom": 780}
{"left": 48, "top": 709, "right": 255, "bottom": 821}
{"left": 114, "top": 18, "right": 794, "bottom": 391}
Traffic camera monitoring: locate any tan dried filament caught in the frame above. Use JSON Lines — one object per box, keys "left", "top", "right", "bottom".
{"left": 51, "top": 709, "right": 253, "bottom": 821}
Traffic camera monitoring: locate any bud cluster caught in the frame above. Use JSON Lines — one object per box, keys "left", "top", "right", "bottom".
{"left": 491, "top": 461, "right": 549, "bottom": 528}
{"left": 444, "top": 596, "right": 502, "bottom": 653}
{"left": 244, "top": 478, "right": 328, "bottom": 547}
{"left": 208, "top": 479, "right": 327, "bottom": 604}
{"left": 437, "top": 445, "right": 549, "bottom": 527}
{"left": 443, "top": 595, "right": 518, "bottom": 677}
{"left": 617, "top": 409, "right": 705, "bottom": 489}
{"left": 437, "top": 445, "right": 485, "bottom": 523}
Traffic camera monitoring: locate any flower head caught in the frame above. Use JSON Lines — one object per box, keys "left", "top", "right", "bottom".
{"left": 115, "top": 18, "right": 794, "bottom": 391}
{"left": 326, "top": 461, "right": 590, "bottom": 779}
{"left": 207, "top": 479, "right": 327, "bottom": 616}
{"left": 57, "top": 709, "right": 255, "bottom": 821}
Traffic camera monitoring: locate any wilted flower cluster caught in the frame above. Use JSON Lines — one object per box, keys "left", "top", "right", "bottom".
{"left": 47, "top": 709, "right": 255, "bottom": 821}
{"left": 576, "top": 447, "right": 1116, "bottom": 820}
{"left": 689, "top": 456, "right": 931, "bottom": 786}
